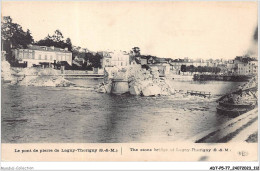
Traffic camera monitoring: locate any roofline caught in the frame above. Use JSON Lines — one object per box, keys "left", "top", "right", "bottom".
{"left": 15, "top": 48, "right": 72, "bottom": 53}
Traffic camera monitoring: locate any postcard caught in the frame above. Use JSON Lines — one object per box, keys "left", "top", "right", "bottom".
{"left": 1, "top": 1, "right": 258, "bottom": 166}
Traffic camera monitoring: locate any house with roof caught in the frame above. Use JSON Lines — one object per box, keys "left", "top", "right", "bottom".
{"left": 237, "top": 59, "right": 258, "bottom": 75}
{"left": 109, "top": 50, "right": 130, "bottom": 67}
{"left": 73, "top": 55, "right": 86, "bottom": 67}
{"left": 97, "top": 51, "right": 112, "bottom": 68}
{"left": 227, "top": 56, "right": 258, "bottom": 75}
{"left": 12, "top": 44, "right": 72, "bottom": 67}
{"left": 154, "top": 57, "right": 168, "bottom": 64}
{"left": 134, "top": 55, "right": 156, "bottom": 65}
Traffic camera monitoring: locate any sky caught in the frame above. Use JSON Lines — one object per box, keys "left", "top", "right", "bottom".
{"left": 1, "top": 1, "right": 258, "bottom": 60}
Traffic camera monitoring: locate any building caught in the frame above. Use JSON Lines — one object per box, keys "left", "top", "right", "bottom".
{"left": 140, "top": 56, "right": 149, "bottom": 65}
{"left": 98, "top": 51, "right": 112, "bottom": 68}
{"left": 109, "top": 50, "right": 130, "bottom": 67}
{"left": 135, "top": 56, "right": 156, "bottom": 65}
{"left": 226, "top": 60, "right": 236, "bottom": 74}
{"left": 220, "top": 56, "right": 258, "bottom": 75}
{"left": 237, "top": 60, "right": 258, "bottom": 75}
{"left": 12, "top": 45, "right": 72, "bottom": 67}
{"left": 169, "top": 60, "right": 208, "bottom": 74}
{"left": 150, "top": 63, "right": 171, "bottom": 77}
{"left": 73, "top": 56, "right": 85, "bottom": 67}
{"left": 154, "top": 57, "right": 168, "bottom": 64}
{"left": 249, "top": 61, "right": 258, "bottom": 75}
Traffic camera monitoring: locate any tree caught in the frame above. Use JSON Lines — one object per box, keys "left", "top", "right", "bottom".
{"left": 72, "top": 46, "right": 82, "bottom": 60}
{"left": 91, "top": 53, "right": 102, "bottom": 68}
{"left": 35, "top": 30, "right": 72, "bottom": 51}
{"left": 202, "top": 66, "right": 207, "bottom": 72}
{"left": 52, "top": 29, "right": 64, "bottom": 42}
{"left": 1, "top": 16, "right": 34, "bottom": 62}
{"left": 1, "top": 16, "right": 13, "bottom": 42}
{"left": 216, "top": 67, "right": 221, "bottom": 74}
{"left": 24, "top": 29, "right": 34, "bottom": 46}
{"left": 2, "top": 17, "right": 33, "bottom": 49}
{"left": 190, "top": 65, "right": 195, "bottom": 73}
{"left": 181, "top": 65, "right": 186, "bottom": 73}
{"left": 132, "top": 47, "right": 140, "bottom": 56}
{"left": 66, "top": 38, "right": 72, "bottom": 51}
{"left": 197, "top": 66, "right": 202, "bottom": 73}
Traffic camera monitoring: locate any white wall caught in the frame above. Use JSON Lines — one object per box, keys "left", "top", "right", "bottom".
{"left": 110, "top": 51, "right": 129, "bottom": 67}
{"left": 16, "top": 49, "right": 72, "bottom": 66}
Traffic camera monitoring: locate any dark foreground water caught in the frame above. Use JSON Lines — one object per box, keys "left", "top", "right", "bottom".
{"left": 1, "top": 78, "right": 244, "bottom": 143}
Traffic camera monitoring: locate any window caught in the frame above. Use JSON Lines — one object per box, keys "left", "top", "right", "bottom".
{"left": 45, "top": 55, "right": 47, "bottom": 60}
{"left": 19, "top": 53, "right": 23, "bottom": 58}
{"left": 50, "top": 55, "right": 53, "bottom": 61}
{"left": 32, "top": 52, "right": 35, "bottom": 59}
{"left": 39, "top": 54, "right": 41, "bottom": 60}
{"left": 28, "top": 52, "right": 32, "bottom": 59}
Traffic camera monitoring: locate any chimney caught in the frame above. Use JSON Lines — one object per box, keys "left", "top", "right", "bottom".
{"left": 51, "top": 46, "right": 55, "bottom": 50}
{"left": 65, "top": 47, "right": 68, "bottom": 51}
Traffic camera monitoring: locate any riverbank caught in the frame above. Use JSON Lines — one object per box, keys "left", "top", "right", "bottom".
{"left": 188, "top": 108, "right": 258, "bottom": 143}
{"left": 2, "top": 65, "right": 77, "bottom": 87}
{"left": 169, "top": 74, "right": 193, "bottom": 81}
{"left": 193, "top": 74, "right": 253, "bottom": 82}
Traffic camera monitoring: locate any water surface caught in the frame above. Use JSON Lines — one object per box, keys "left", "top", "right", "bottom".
{"left": 1, "top": 78, "right": 244, "bottom": 143}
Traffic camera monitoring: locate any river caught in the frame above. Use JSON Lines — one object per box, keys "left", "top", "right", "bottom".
{"left": 1, "top": 78, "right": 245, "bottom": 143}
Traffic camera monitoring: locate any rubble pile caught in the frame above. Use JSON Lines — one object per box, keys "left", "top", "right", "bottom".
{"left": 95, "top": 67, "right": 119, "bottom": 93}
{"left": 17, "top": 68, "right": 74, "bottom": 87}
{"left": 1, "top": 61, "right": 17, "bottom": 83}
{"left": 18, "top": 75, "right": 74, "bottom": 87}
{"left": 219, "top": 76, "right": 258, "bottom": 105}
{"left": 1, "top": 63, "right": 74, "bottom": 87}
{"left": 18, "top": 67, "right": 60, "bottom": 76}
{"left": 241, "top": 76, "right": 258, "bottom": 90}
{"left": 221, "top": 92, "right": 256, "bottom": 105}
{"left": 96, "top": 66, "right": 175, "bottom": 96}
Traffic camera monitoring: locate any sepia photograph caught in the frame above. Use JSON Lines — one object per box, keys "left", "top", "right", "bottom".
{"left": 1, "top": 1, "right": 258, "bottom": 165}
